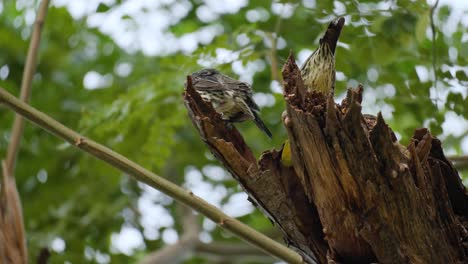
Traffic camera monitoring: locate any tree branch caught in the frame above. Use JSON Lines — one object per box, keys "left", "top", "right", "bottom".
{"left": 449, "top": 155, "right": 468, "bottom": 162}
{"left": 266, "top": 16, "right": 282, "bottom": 83}
{"left": 1, "top": 1, "right": 50, "bottom": 263}
{"left": 449, "top": 155, "right": 468, "bottom": 171}
{"left": 0, "top": 87, "right": 302, "bottom": 264}
{"left": 5, "top": 0, "right": 50, "bottom": 174}
{"left": 140, "top": 206, "right": 280, "bottom": 263}
{"left": 195, "top": 241, "right": 275, "bottom": 259}
{"left": 430, "top": 0, "right": 440, "bottom": 94}
{"left": 139, "top": 206, "right": 200, "bottom": 264}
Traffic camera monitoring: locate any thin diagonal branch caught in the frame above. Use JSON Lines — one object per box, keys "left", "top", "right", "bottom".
{"left": 5, "top": 0, "right": 50, "bottom": 175}
{"left": 448, "top": 155, "right": 468, "bottom": 171}
{"left": 430, "top": 0, "right": 439, "bottom": 97}
{"left": 140, "top": 206, "right": 199, "bottom": 264}
{"left": 1, "top": 2, "right": 50, "bottom": 263}
{"left": 195, "top": 241, "right": 276, "bottom": 260}
{"left": 267, "top": 15, "right": 283, "bottom": 83}
{"left": 0, "top": 87, "right": 302, "bottom": 264}
{"left": 448, "top": 155, "right": 468, "bottom": 163}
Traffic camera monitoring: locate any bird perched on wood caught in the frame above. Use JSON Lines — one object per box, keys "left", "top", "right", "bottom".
{"left": 301, "top": 17, "right": 345, "bottom": 95}
{"left": 190, "top": 68, "right": 272, "bottom": 138}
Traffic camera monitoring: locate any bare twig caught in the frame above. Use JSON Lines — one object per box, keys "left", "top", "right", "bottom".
{"left": 430, "top": 0, "right": 440, "bottom": 96}
{"left": 140, "top": 206, "right": 279, "bottom": 263}
{"left": 195, "top": 242, "right": 275, "bottom": 263}
{"left": 5, "top": 0, "right": 50, "bottom": 174}
{"left": 448, "top": 155, "right": 468, "bottom": 163}
{"left": 448, "top": 155, "right": 468, "bottom": 171}
{"left": 1, "top": 1, "right": 50, "bottom": 263}
{"left": 140, "top": 206, "right": 199, "bottom": 264}
{"left": 0, "top": 87, "right": 302, "bottom": 264}
{"left": 267, "top": 33, "right": 280, "bottom": 83}
{"left": 195, "top": 241, "right": 275, "bottom": 259}
{"left": 0, "top": 161, "right": 27, "bottom": 263}
{"left": 267, "top": 16, "right": 283, "bottom": 83}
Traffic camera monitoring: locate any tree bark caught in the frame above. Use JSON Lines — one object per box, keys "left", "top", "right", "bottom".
{"left": 183, "top": 54, "right": 468, "bottom": 263}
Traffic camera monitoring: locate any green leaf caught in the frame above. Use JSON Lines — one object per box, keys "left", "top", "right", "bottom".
{"left": 96, "top": 3, "right": 111, "bottom": 13}
{"left": 455, "top": 70, "right": 468, "bottom": 81}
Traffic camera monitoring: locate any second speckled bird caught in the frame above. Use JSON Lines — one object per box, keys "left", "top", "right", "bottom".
{"left": 190, "top": 69, "right": 272, "bottom": 138}
{"left": 301, "top": 17, "right": 345, "bottom": 95}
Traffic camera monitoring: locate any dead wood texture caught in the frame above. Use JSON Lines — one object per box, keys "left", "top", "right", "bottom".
{"left": 183, "top": 54, "right": 468, "bottom": 264}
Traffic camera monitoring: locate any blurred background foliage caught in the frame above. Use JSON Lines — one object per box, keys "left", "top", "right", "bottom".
{"left": 0, "top": 0, "right": 467, "bottom": 263}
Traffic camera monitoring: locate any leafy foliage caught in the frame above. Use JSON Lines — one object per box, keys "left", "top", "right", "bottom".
{"left": 0, "top": 0, "right": 466, "bottom": 263}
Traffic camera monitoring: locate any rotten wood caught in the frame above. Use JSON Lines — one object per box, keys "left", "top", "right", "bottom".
{"left": 184, "top": 76, "right": 327, "bottom": 263}
{"left": 183, "top": 54, "right": 468, "bottom": 263}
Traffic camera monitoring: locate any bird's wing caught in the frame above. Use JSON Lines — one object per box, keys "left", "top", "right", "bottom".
{"left": 222, "top": 76, "right": 252, "bottom": 94}
{"left": 193, "top": 77, "right": 225, "bottom": 92}
{"left": 243, "top": 96, "right": 272, "bottom": 139}
{"left": 235, "top": 81, "right": 252, "bottom": 93}
{"left": 237, "top": 98, "right": 256, "bottom": 119}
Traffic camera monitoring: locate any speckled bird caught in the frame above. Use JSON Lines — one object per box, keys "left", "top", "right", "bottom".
{"left": 301, "top": 17, "right": 345, "bottom": 95}
{"left": 190, "top": 68, "right": 272, "bottom": 138}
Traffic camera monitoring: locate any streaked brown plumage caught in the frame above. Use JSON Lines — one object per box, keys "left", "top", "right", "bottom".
{"left": 190, "top": 68, "right": 272, "bottom": 138}
{"left": 301, "top": 17, "right": 345, "bottom": 95}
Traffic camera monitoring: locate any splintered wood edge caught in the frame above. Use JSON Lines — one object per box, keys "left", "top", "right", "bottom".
{"left": 282, "top": 52, "right": 305, "bottom": 104}
{"left": 279, "top": 54, "right": 467, "bottom": 262}
{"left": 370, "top": 114, "right": 401, "bottom": 161}
{"left": 258, "top": 149, "right": 328, "bottom": 263}
{"left": 411, "top": 128, "right": 468, "bottom": 216}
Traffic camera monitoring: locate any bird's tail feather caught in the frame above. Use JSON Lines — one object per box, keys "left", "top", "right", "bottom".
{"left": 253, "top": 111, "right": 272, "bottom": 139}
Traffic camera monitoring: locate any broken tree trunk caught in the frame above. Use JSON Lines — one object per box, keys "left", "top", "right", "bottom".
{"left": 183, "top": 54, "right": 468, "bottom": 263}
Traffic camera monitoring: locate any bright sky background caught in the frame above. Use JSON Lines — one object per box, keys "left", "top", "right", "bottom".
{"left": 15, "top": 0, "right": 467, "bottom": 262}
